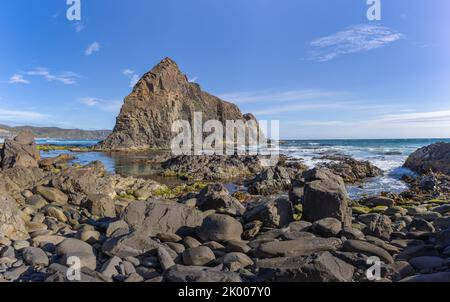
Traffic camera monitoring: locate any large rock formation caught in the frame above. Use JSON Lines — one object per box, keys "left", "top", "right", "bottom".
{"left": 98, "top": 58, "right": 256, "bottom": 151}
{"left": 404, "top": 142, "right": 450, "bottom": 175}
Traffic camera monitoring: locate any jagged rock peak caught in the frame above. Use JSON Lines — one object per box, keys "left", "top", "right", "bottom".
{"left": 97, "top": 58, "right": 258, "bottom": 151}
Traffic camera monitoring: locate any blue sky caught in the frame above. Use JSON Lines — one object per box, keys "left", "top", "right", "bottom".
{"left": 0, "top": 0, "right": 449, "bottom": 139}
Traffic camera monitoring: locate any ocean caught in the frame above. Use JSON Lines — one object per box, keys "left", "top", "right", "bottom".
{"left": 34, "top": 138, "right": 450, "bottom": 200}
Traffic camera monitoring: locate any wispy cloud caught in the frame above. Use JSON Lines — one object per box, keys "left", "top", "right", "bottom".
{"left": 85, "top": 41, "right": 100, "bottom": 56}
{"left": 24, "top": 67, "right": 80, "bottom": 85}
{"left": 0, "top": 108, "right": 49, "bottom": 123}
{"left": 189, "top": 76, "right": 199, "bottom": 83}
{"left": 74, "top": 22, "right": 85, "bottom": 33}
{"left": 253, "top": 101, "right": 352, "bottom": 115}
{"left": 80, "top": 97, "right": 122, "bottom": 112}
{"left": 308, "top": 24, "right": 404, "bottom": 61}
{"left": 218, "top": 89, "right": 347, "bottom": 104}
{"left": 376, "top": 110, "right": 450, "bottom": 124}
{"left": 123, "top": 69, "right": 140, "bottom": 87}
{"left": 8, "top": 74, "right": 30, "bottom": 84}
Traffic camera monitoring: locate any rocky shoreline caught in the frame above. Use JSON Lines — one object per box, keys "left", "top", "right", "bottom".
{"left": 1, "top": 131, "right": 449, "bottom": 282}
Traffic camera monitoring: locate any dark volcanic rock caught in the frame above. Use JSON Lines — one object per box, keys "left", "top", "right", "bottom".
{"left": 404, "top": 142, "right": 450, "bottom": 175}
{"left": 254, "top": 237, "right": 341, "bottom": 258}
{"left": 256, "top": 252, "right": 354, "bottom": 282}
{"left": 163, "top": 265, "right": 242, "bottom": 282}
{"left": 318, "top": 156, "right": 383, "bottom": 183}
{"left": 122, "top": 199, "right": 203, "bottom": 236}
{"left": 97, "top": 58, "right": 257, "bottom": 151}
{"left": 243, "top": 197, "right": 293, "bottom": 228}
{"left": 247, "top": 166, "right": 292, "bottom": 195}
{"left": 301, "top": 168, "right": 352, "bottom": 226}
{"left": 197, "top": 183, "right": 245, "bottom": 214}
{"left": 161, "top": 154, "right": 263, "bottom": 180}
{"left": 197, "top": 214, "right": 243, "bottom": 242}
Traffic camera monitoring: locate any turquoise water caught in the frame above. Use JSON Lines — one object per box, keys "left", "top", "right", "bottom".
{"left": 37, "top": 138, "right": 450, "bottom": 199}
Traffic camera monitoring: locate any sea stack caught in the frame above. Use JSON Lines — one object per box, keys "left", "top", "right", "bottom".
{"left": 97, "top": 58, "right": 257, "bottom": 151}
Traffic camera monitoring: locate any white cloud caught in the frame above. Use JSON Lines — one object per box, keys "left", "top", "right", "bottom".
{"left": 189, "top": 76, "right": 199, "bottom": 83}
{"left": 123, "top": 69, "right": 140, "bottom": 87}
{"left": 25, "top": 67, "right": 80, "bottom": 85}
{"left": 9, "top": 74, "right": 30, "bottom": 84}
{"left": 253, "top": 101, "right": 352, "bottom": 115}
{"left": 85, "top": 41, "right": 100, "bottom": 56}
{"left": 80, "top": 97, "right": 101, "bottom": 106}
{"left": 218, "top": 89, "right": 347, "bottom": 104}
{"left": 376, "top": 110, "right": 450, "bottom": 124}
{"left": 79, "top": 97, "right": 122, "bottom": 112}
{"left": 308, "top": 24, "right": 404, "bottom": 61}
{"left": 0, "top": 108, "right": 49, "bottom": 123}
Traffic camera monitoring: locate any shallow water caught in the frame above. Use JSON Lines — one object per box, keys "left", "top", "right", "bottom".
{"left": 37, "top": 138, "right": 450, "bottom": 199}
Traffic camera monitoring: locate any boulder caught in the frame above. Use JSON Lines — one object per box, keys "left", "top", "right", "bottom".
{"left": 396, "top": 245, "right": 439, "bottom": 261}
{"left": 243, "top": 197, "right": 293, "bottom": 228}
{"left": 409, "top": 256, "right": 444, "bottom": 271}
{"left": 102, "top": 231, "right": 162, "bottom": 258}
{"left": 39, "top": 154, "right": 74, "bottom": 169}
{"left": 302, "top": 168, "right": 352, "bottom": 226}
{"left": 56, "top": 238, "right": 97, "bottom": 270}
{"left": 182, "top": 246, "right": 216, "bottom": 266}
{"left": 35, "top": 186, "right": 68, "bottom": 204}
{"left": 254, "top": 237, "right": 341, "bottom": 258}
{"left": 45, "top": 263, "right": 109, "bottom": 282}
{"left": 163, "top": 264, "right": 242, "bottom": 282}
{"left": 341, "top": 240, "right": 394, "bottom": 264}
{"left": 0, "top": 195, "right": 29, "bottom": 240}
{"left": 161, "top": 154, "right": 263, "bottom": 181}
{"left": 51, "top": 161, "right": 116, "bottom": 204}
{"left": 197, "top": 214, "right": 243, "bottom": 242}
{"left": 256, "top": 251, "right": 354, "bottom": 282}
{"left": 222, "top": 252, "right": 254, "bottom": 271}
{"left": 358, "top": 213, "right": 393, "bottom": 240}
{"left": 157, "top": 247, "right": 176, "bottom": 270}
{"left": 311, "top": 217, "right": 342, "bottom": 238}
{"left": 247, "top": 166, "right": 292, "bottom": 195}
{"left": 122, "top": 199, "right": 203, "bottom": 236}
{"left": 22, "top": 247, "right": 49, "bottom": 267}
{"left": 99, "top": 256, "right": 122, "bottom": 278}
{"left": 1, "top": 130, "right": 40, "bottom": 169}
{"left": 404, "top": 142, "right": 450, "bottom": 175}
{"left": 0, "top": 167, "right": 48, "bottom": 202}
{"left": 365, "top": 196, "right": 395, "bottom": 208}
{"left": 318, "top": 156, "right": 383, "bottom": 183}
{"left": 197, "top": 184, "right": 245, "bottom": 214}
{"left": 82, "top": 194, "right": 116, "bottom": 218}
